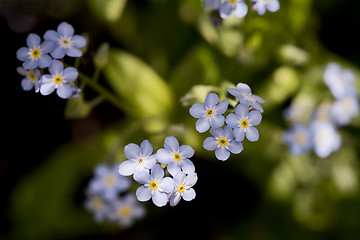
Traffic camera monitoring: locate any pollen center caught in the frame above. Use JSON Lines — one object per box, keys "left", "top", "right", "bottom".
{"left": 119, "top": 206, "right": 132, "bottom": 217}
{"left": 138, "top": 158, "right": 143, "bottom": 164}
{"left": 92, "top": 196, "right": 103, "bottom": 210}
{"left": 206, "top": 109, "right": 214, "bottom": 117}
{"left": 31, "top": 48, "right": 41, "bottom": 59}
{"left": 149, "top": 180, "right": 158, "bottom": 190}
{"left": 59, "top": 36, "right": 73, "bottom": 48}
{"left": 240, "top": 119, "right": 249, "bottom": 128}
{"left": 177, "top": 184, "right": 186, "bottom": 193}
{"left": 174, "top": 153, "right": 182, "bottom": 162}
{"left": 105, "top": 175, "right": 115, "bottom": 186}
{"left": 229, "top": 0, "right": 237, "bottom": 4}
{"left": 54, "top": 75, "right": 63, "bottom": 84}
{"left": 28, "top": 72, "right": 37, "bottom": 81}
{"left": 218, "top": 137, "right": 228, "bottom": 146}
{"left": 295, "top": 133, "right": 306, "bottom": 144}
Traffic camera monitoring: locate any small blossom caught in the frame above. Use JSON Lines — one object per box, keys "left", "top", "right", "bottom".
{"left": 226, "top": 103, "right": 262, "bottom": 142}
{"left": 39, "top": 60, "right": 78, "bottom": 99}
{"left": 204, "top": 0, "right": 221, "bottom": 10}
{"left": 109, "top": 194, "right": 146, "bottom": 227}
{"left": 84, "top": 193, "right": 111, "bottom": 223}
{"left": 310, "top": 120, "right": 341, "bottom": 158}
{"left": 44, "top": 22, "right": 86, "bottom": 59}
{"left": 228, "top": 83, "right": 265, "bottom": 113}
{"left": 170, "top": 172, "right": 197, "bottom": 207}
{"left": 219, "top": 0, "right": 248, "bottom": 19}
{"left": 323, "top": 62, "right": 357, "bottom": 99}
{"left": 134, "top": 164, "right": 175, "bottom": 207}
{"left": 203, "top": 126, "right": 243, "bottom": 161}
{"left": 119, "top": 140, "right": 157, "bottom": 176}
{"left": 88, "top": 163, "right": 131, "bottom": 201}
{"left": 17, "top": 66, "right": 41, "bottom": 92}
{"left": 283, "top": 123, "right": 312, "bottom": 155}
{"left": 251, "top": 0, "right": 280, "bottom": 15}
{"left": 156, "top": 136, "right": 195, "bottom": 176}
{"left": 189, "top": 93, "right": 229, "bottom": 133}
{"left": 330, "top": 97, "right": 359, "bottom": 126}
{"left": 16, "top": 33, "right": 54, "bottom": 70}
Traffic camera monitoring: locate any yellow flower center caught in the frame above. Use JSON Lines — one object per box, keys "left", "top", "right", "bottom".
{"left": 177, "top": 184, "right": 186, "bottom": 193}
{"left": 105, "top": 175, "right": 115, "bottom": 186}
{"left": 229, "top": 0, "right": 237, "bottom": 4}
{"left": 138, "top": 158, "right": 143, "bottom": 164}
{"left": 31, "top": 48, "right": 41, "bottom": 59}
{"left": 149, "top": 180, "right": 158, "bottom": 190}
{"left": 118, "top": 205, "right": 132, "bottom": 217}
{"left": 92, "top": 196, "right": 103, "bottom": 210}
{"left": 173, "top": 153, "right": 182, "bottom": 162}
{"left": 295, "top": 133, "right": 306, "bottom": 144}
{"left": 218, "top": 137, "right": 228, "bottom": 146}
{"left": 240, "top": 119, "right": 249, "bottom": 128}
{"left": 206, "top": 109, "right": 214, "bottom": 117}
{"left": 54, "top": 75, "right": 63, "bottom": 84}
{"left": 28, "top": 72, "right": 37, "bottom": 81}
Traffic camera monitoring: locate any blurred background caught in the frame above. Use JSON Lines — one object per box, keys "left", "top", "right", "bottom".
{"left": 2, "top": 0, "right": 360, "bottom": 239}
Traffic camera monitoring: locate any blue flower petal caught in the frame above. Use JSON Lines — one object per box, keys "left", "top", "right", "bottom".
{"left": 219, "top": 2, "right": 233, "bottom": 18}
{"left": 248, "top": 110, "right": 262, "bottom": 126}
{"left": 40, "top": 40, "right": 54, "bottom": 54}
{"left": 66, "top": 46, "right": 82, "bottom": 57}
{"left": 26, "top": 33, "right": 40, "bottom": 48}
{"left": 196, "top": 118, "right": 210, "bottom": 133}
{"left": 246, "top": 126, "right": 259, "bottom": 142}
{"left": 164, "top": 136, "right": 179, "bottom": 152}
{"left": 203, "top": 137, "right": 218, "bottom": 150}
{"left": 57, "top": 22, "right": 74, "bottom": 37}
{"left": 215, "top": 99, "right": 229, "bottom": 114}
{"left": 140, "top": 139, "right": 153, "bottom": 156}
{"left": 179, "top": 145, "right": 195, "bottom": 158}
{"left": 209, "top": 127, "right": 223, "bottom": 138}
{"left": 205, "top": 93, "right": 219, "bottom": 108}
{"left": 17, "top": 47, "right": 30, "bottom": 61}
{"left": 72, "top": 35, "right": 87, "bottom": 48}
{"left": 63, "top": 67, "right": 78, "bottom": 82}
{"left": 210, "top": 114, "right": 225, "bottom": 128}
{"left": 37, "top": 55, "right": 52, "bottom": 68}
{"left": 40, "top": 82, "right": 56, "bottom": 96}
{"left": 180, "top": 158, "right": 195, "bottom": 174}
{"left": 49, "top": 60, "right": 64, "bottom": 75}
{"left": 156, "top": 149, "right": 172, "bottom": 164}
{"left": 228, "top": 140, "right": 243, "bottom": 154}
{"left": 189, "top": 103, "right": 206, "bottom": 118}
{"left": 124, "top": 143, "right": 141, "bottom": 159}
{"left": 234, "top": 2, "right": 248, "bottom": 18}
{"left": 235, "top": 103, "right": 249, "bottom": 118}
{"left": 266, "top": 0, "right": 280, "bottom": 12}
{"left": 51, "top": 46, "right": 66, "bottom": 59}
{"left": 57, "top": 83, "right": 73, "bottom": 99}
{"left": 215, "top": 147, "right": 230, "bottom": 161}
{"left": 223, "top": 126, "right": 234, "bottom": 139}
{"left": 44, "top": 30, "right": 59, "bottom": 41}
{"left": 23, "top": 59, "right": 37, "bottom": 70}
{"left": 233, "top": 127, "right": 245, "bottom": 142}
{"left": 226, "top": 113, "right": 240, "bottom": 128}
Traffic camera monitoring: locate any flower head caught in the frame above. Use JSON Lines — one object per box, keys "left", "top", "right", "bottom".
{"left": 134, "top": 164, "right": 175, "bottom": 207}
{"left": 189, "top": 93, "right": 229, "bottom": 133}
{"left": 251, "top": 0, "right": 280, "bottom": 15}
{"left": 88, "top": 163, "right": 131, "bottom": 201}
{"left": 310, "top": 120, "right": 341, "bottom": 158}
{"left": 84, "top": 193, "right": 111, "bottom": 223}
{"left": 44, "top": 22, "right": 86, "bottom": 59}
{"left": 16, "top": 33, "right": 54, "bottom": 69}
{"left": 119, "top": 140, "right": 157, "bottom": 176}
{"left": 228, "top": 83, "right": 265, "bottom": 112}
{"left": 169, "top": 172, "right": 197, "bottom": 207}
{"left": 219, "top": 0, "right": 248, "bottom": 19}
{"left": 17, "top": 67, "right": 41, "bottom": 92}
{"left": 203, "top": 126, "right": 243, "bottom": 161}
{"left": 226, "top": 103, "right": 262, "bottom": 142}
{"left": 283, "top": 123, "right": 312, "bottom": 155}
{"left": 39, "top": 60, "right": 78, "bottom": 99}
{"left": 330, "top": 97, "right": 359, "bottom": 126}
{"left": 156, "top": 136, "right": 195, "bottom": 176}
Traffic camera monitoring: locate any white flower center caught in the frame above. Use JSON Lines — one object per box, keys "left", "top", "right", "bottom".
{"left": 58, "top": 36, "right": 73, "bottom": 48}
{"left": 118, "top": 205, "right": 132, "bottom": 217}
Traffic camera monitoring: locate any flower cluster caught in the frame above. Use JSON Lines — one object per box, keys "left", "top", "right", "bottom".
{"left": 16, "top": 22, "right": 86, "bottom": 99}
{"left": 119, "top": 137, "right": 198, "bottom": 207}
{"left": 84, "top": 163, "right": 145, "bottom": 227}
{"left": 283, "top": 62, "right": 359, "bottom": 158}
{"left": 204, "top": 0, "right": 280, "bottom": 19}
{"left": 190, "top": 83, "right": 264, "bottom": 161}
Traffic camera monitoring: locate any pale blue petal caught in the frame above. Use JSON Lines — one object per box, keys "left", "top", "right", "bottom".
{"left": 219, "top": 2, "right": 233, "bottom": 18}
{"left": 233, "top": 127, "right": 245, "bottom": 142}
{"left": 56, "top": 83, "right": 73, "bottom": 99}
{"left": 72, "top": 35, "right": 86, "bottom": 48}
{"left": 49, "top": 60, "right": 64, "bottom": 75}
{"left": 223, "top": 126, "right": 234, "bottom": 139}
{"left": 215, "top": 147, "right": 230, "bottom": 161}
{"left": 136, "top": 186, "right": 152, "bottom": 202}
{"left": 253, "top": 94, "right": 265, "bottom": 103}
{"left": 37, "top": 55, "right": 52, "bottom": 68}
{"left": 196, "top": 118, "right": 210, "bottom": 133}
{"left": 140, "top": 139, "right": 153, "bottom": 156}
{"left": 66, "top": 46, "right": 82, "bottom": 57}
{"left": 152, "top": 190, "right": 168, "bottom": 207}
{"left": 44, "top": 30, "right": 59, "bottom": 41}
{"left": 234, "top": 2, "right": 248, "bottom": 18}
{"left": 17, "top": 67, "right": 28, "bottom": 76}
{"left": 51, "top": 46, "right": 66, "bottom": 59}
{"left": 179, "top": 145, "right": 194, "bottom": 158}
{"left": 134, "top": 170, "right": 151, "bottom": 184}
{"left": 164, "top": 136, "right": 179, "bottom": 152}
{"left": 215, "top": 99, "right": 229, "bottom": 114}
{"left": 228, "top": 140, "right": 243, "bottom": 154}
{"left": 156, "top": 149, "right": 172, "bottom": 164}
{"left": 266, "top": 0, "right": 280, "bottom": 12}
{"left": 173, "top": 171, "right": 186, "bottom": 185}
{"left": 40, "top": 40, "right": 54, "bottom": 53}
{"left": 180, "top": 158, "right": 195, "bottom": 174}
{"left": 204, "top": 93, "right": 219, "bottom": 108}
{"left": 159, "top": 177, "right": 175, "bottom": 193}
{"left": 203, "top": 137, "right": 218, "bottom": 150}
{"left": 145, "top": 155, "right": 157, "bottom": 169}
{"left": 170, "top": 193, "right": 181, "bottom": 207}
{"left": 23, "top": 59, "right": 37, "bottom": 70}
{"left": 210, "top": 114, "right": 225, "bottom": 128}
{"left": 226, "top": 113, "right": 240, "bottom": 128}
{"left": 57, "top": 22, "right": 74, "bottom": 37}
{"left": 63, "top": 67, "right": 78, "bottom": 82}
{"left": 40, "top": 82, "right": 55, "bottom": 95}
{"left": 183, "top": 188, "right": 196, "bottom": 201}
{"left": 21, "top": 79, "right": 33, "bottom": 91}
{"left": 26, "top": 33, "right": 40, "bottom": 48}
{"left": 227, "top": 87, "right": 240, "bottom": 97}
{"left": 151, "top": 164, "right": 164, "bottom": 181}
{"left": 236, "top": 83, "right": 251, "bottom": 94}
{"left": 167, "top": 162, "right": 181, "bottom": 176}
{"left": 124, "top": 143, "right": 141, "bottom": 159}
{"left": 17, "top": 47, "right": 29, "bottom": 61}
{"left": 184, "top": 173, "right": 198, "bottom": 188}
{"left": 251, "top": 101, "right": 263, "bottom": 113}
{"left": 189, "top": 103, "right": 206, "bottom": 118}
{"left": 40, "top": 74, "right": 53, "bottom": 84}
{"left": 119, "top": 160, "right": 137, "bottom": 176}
{"left": 235, "top": 104, "right": 249, "bottom": 118}
{"left": 255, "top": 2, "right": 266, "bottom": 15}
{"left": 246, "top": 126, "right": 259, "bottom": 142}
{"left": 248, "top": 110, "right": 262, "bottom": 126}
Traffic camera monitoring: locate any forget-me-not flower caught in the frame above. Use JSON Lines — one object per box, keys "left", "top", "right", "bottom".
{"left": 16, "top": 33, "right": 54, "bottom": 70}
{"left": 283, "top": 123, "right": 312, "bottom": 155}
{"left": 169, "top": 172, "right": 197, "bottom": 207}
{"left": 251, "top": 0, "right": 280, "bottom": 15}
{"left": 88, "top": 163, "right": 131, "bottom": 201}
{"left": 17, "top": 67, "right": 41, "bottom": 92}
{"left": 203, "top": 126, "right": 243, "bottom": 161}
{"left": 189, "top": 93, "right": 229, "bottom": 133}
{"left": 228, "top": 83, "right": 265, "bottom": 112}
{"left": 44, "top": 22, "right": 86, "bottom": 59}
{"left": 134, "top": 164, "right": 175, "bottom": 207}
{"left": 156, "top": 136, "right": 195, "bottom": 176}
{"left": 310, "top": 120, "right": 341, "bottom": 158}
{"left": 330, "top": 97, "right": 359, "bottom": 126}
{"left": 219, "top": 0, "right": 248, "bottom": 19}
{"left": 39, "top": 60, "right": 79, "bottom": 99}
{"left": 84, "top": 193, "right": 111, "bottom": 223}
{"left": 226, "top": 103, "right": 262, "bottom": 142}
{"left": 119, "top": 140, "right": 157, "bottom": 176}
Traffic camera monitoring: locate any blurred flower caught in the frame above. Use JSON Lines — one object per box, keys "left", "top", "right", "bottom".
{"left": 109, "top": 194, "right": 146, "bottom": 227}
{"left": 330, "top": 97, "right": 359, "bottom": 126}
{"left": 204, "top": 0, "right": 221, "bottom": 10}
{"left": 16, "top": 67, "right": 41, "bottom": 92}
{"left": 170, "top": 172, "right": 198, "bottom": 207}
{"left": 189, "top": 92, "right": 229, "bottom": 133}
{"left": 203, "top": 126, "right": 243, "bottom": 161}
{"left": 88, "top": 163, "right": 131, "bottom": 201}
{"left": 283, "top": 123, "right": 312, "bottom": 155}
{"left": 84, "top": 193, "right": 111, "bottom": 223}
{"left": 310, "top": 120, "right": 341, "bottom": 158}
{"left": 251, "top": 0, "right": 280, "bottom": 15}
{"left": 228, "top": 83, "right": 265, "bottom": 113}
{"left": 39, "top": 60, "right": 79, "bottom": 99}
{"left": 16, "top": 33, "right": 54, "bottom": 70}
{"left": 156, "top": 136, "right": 195, "bottom": 176}
{"left": 44, "top": 21, "right": 86, "bottom": 59}
{"left": 119, "top": 140, "right": 157, "bottom": 176}
{"left": 134, "top": 164, "right": 175, "bottom": 207}
{"left": 226, "top": 103, "right": 262, "bottom": 142}
{"left": 219, "top": 0, "right": 248, "bottom": 19}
